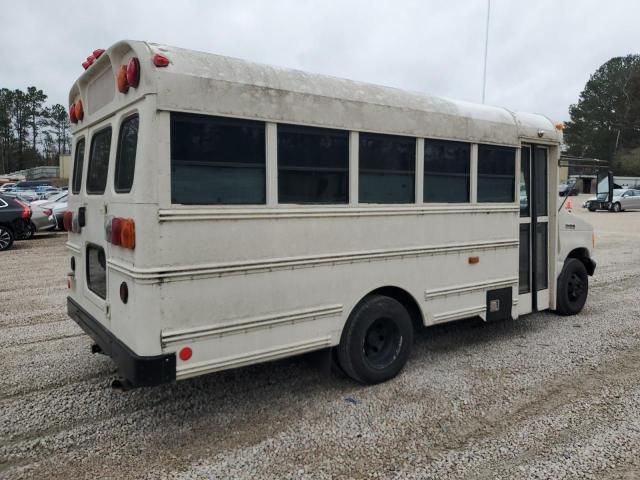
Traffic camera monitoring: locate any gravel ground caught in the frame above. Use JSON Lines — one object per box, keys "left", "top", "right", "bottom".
{"left": 1, "top": 199, "right": 640, "bottom": 480}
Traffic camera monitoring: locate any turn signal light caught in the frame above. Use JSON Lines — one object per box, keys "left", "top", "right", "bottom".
{"left": 69, "top": 104, "right": 77, "bottom": 123}
{"left": 117, "top": 65, "right": 129, "bottom": 93}
{"left": 74, "top": 100, "right": 84, "bottom": 121}
{"left": 153, "top": 54, "right": 170, "bottom": 67}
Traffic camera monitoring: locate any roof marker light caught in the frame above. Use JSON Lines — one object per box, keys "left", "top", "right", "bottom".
{"left": 153, "top": 54, "right": 170, "bottom": 67}
{"left": 81, "top": 60, "right": 90, "bottom": 70}
{"left": 93, "top": 49, "right": 105, "bottom": 59}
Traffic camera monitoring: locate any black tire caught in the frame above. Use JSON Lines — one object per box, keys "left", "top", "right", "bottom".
{"left": 20, "top": 221, "right": 36, "bottom": 240}
{"left": 337, "top": 294, "right": 413, "bottom": 384}
{"left": 612, "top": 202, "right": 621, "bottom": 212}
{"left": 556, "top": 258, "right": 589, "bottom": 315}
{"left": 0, "top": 225, "right": 15, "bottom": 251}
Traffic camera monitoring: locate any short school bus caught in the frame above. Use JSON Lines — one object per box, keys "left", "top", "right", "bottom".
{"left": 65, "top": 41, "right": 596, "bottom": 388}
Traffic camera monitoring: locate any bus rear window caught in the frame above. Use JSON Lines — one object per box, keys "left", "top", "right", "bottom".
{"left": 86, "top": 127, "right": 112, "bottom": 195}
{"left": 71, "top": 139, "right": 85, "bottom": 194}
{"left": 114, "top": 114, "right": 139, "bottom": 193}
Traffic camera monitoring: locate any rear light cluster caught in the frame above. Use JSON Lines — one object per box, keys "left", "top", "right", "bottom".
{"left": 63, "top": 210, "right": 80, "bottom": 233}
{"left": 14, "top": 199, "right": 31, "bottom": 219}
{"left": 105, "top": 216, "right": 135, "bottom": 249}
{"left": 69, "top": 99, "right": 84, "bottom": 124}
{"left": 72, "top": 50, "right": 170, "bottom": 122}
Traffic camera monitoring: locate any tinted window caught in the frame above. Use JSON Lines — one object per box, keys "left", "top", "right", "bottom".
{"left": 86, "top": 128, "right": 112, "bottom": 194}
{"left": 519, "top": 224, "right": 530, "bottom": 294}
{"left": 171, "top": 113, "right": 265, "bottom": 204}
{"left": 536, "top": 223, "right": 548, "bottom": 291}
{"left": 424, "top": 140, "right": 470, "bottom": 203}
{"left": 71, "top": 139, "right": 85, "bottom": 194}
{"left": 114, "top": 114, "right": 139, "bottom": 193}
{"left": 359, "top": 133, "right": 415, "bottom": 203}
{"left": 477, "top": 145, "right": 515, "bottom": 202}
{"left": 86, "top": 244, "right": 106, "bottom": 299}
{"left": 534, "top": 147, "right": 547, "bottom": 216}
{"left": 278, "top": 124, "right": 348, "bottom": 204}
{"left": 520, "top": 147, "right": 530, "bottom": 217}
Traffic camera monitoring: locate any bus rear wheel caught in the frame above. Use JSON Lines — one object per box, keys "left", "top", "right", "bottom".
{"left": 556, "top": 258, "right": 589, "bottom": 315}
{"left": 337, "top": 294, "right": 413, "bottom": 384}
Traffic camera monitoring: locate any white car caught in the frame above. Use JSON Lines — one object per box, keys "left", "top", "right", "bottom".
{"left": 585, "top": 188, "right": 640, "bottom": 212}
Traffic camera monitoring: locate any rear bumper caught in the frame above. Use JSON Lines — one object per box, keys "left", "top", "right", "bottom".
{"left": 67, "top": 297, "right": 176, "bottom": 387}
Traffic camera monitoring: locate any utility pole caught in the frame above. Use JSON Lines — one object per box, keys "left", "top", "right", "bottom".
{"left": 482, "top": 0, "right": 491, "bottom": 104}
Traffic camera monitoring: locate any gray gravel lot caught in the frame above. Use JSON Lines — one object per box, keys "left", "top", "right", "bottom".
{"left": 1, "top": 200, "right": 640, "bottom": 479}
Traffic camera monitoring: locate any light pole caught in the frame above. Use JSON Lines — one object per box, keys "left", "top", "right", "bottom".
{"left": 482, "top": 0, "right": 491, "bottom": 104}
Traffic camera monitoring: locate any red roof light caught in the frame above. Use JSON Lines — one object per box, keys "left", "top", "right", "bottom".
{"left": 153, "top": 54, "right": 170, "bottom": 67}
{"left": 93, "top": 49, "right": 105, "bottom": 59}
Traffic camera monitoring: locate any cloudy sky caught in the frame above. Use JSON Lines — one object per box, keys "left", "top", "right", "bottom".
{"left": 1, "top": 0, "right": 637, "bottom": 121}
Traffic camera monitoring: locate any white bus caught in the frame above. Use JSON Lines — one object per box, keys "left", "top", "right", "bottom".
{"left": 65, "top": 41, "right": 597, "bottom": 388}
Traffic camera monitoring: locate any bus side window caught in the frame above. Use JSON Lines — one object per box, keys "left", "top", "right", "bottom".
{"left": 359, "top": 132, "right": 415, "bottom": 204}
{"left": 278, "top": 124, "right": 349, "bottom": 204}
{"left": 170, "top": 113, "right": 266, "bottom": 205}
{"left": 424, "top": 140, "right": 470, "bottom": 203}
{"left": 114, "top": 114, "right": 139, "bottom": 193}
{"left": 477, "top": 145, "right": 516, "bottom": 203}
{"left": 71, "top": 138, "right": 85, "bottom": 194}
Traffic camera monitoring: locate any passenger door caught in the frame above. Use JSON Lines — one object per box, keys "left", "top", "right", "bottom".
{"left": 519, "top": 144, "right": 549, "bottom": 314}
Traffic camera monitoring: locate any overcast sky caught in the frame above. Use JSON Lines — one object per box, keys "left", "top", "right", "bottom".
{"left": 1, "top": 0, "right": 638, "bottom": 121}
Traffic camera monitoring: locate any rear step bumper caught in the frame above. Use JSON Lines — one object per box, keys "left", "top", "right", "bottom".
{"left": 67, "top": 297, "right": 176, "bottom": 387}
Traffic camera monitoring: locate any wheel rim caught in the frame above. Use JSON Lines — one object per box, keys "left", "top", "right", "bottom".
{"left": 567, "top": 272, "right": 585, "bottom": 302}
{"left": 362, "top": 317, "right": 402, "bottom": 370}
{"left": 614, "top": 203, "right": 620, "bottom": 212}
{"left": 0, "top": 229, "right": 10, "bottom": 249}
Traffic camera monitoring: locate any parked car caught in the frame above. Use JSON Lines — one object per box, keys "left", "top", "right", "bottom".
{"left": 48, "top": 198, "right": 68, "bottom": 230}
{"left": 29, "top": 192, "right": 67, "bottom": 234}
{"left": 558, "top": 183, "right": 578, "bottom": 196}
{"left": 0, "top": 182, "right": 16, "bottom": 192}
{"left": 584, "top": 188, "right": 640, "bottom": 212}
{"left": 0, "top": 194, "right": 32, "bottom": 250}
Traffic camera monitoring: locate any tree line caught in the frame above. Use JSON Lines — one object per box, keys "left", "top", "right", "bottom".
{"left": 565, "top": 54, "right": 640, "bottom": 175}
{"left": 0, "top": 87, "right": 70, "bottom": 175}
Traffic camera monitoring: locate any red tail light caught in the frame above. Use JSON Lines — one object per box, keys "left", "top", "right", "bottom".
{"left": 15, "top": 199, "right": 31, "bottom": 219}
{"left": 69, "top": 104, "right": 78, "bottom": 123}
{"left": 126, "top": 57, "right": 140, "bottom": 88}
{"left": 153, "top": 54, "right": 170, "bottom": 67}
{"left": 106, "top": 217, "right": 135, "bottom": 249}
{"left": 63, "top": 211, "right": 73, "bottom": 231}
{"left": 111, "top": 217, "right": 122, "bottom": 246}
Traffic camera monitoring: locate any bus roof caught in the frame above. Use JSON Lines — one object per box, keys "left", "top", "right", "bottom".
{"left": 70, "top": 40, "right": 561, "bottom": 146}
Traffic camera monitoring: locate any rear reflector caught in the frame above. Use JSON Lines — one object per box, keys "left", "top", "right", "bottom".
{"left": 153, "top": 54, "right": 170, "bottom": 67}
{"left": 179, "top": 347, "right": 192, "bottom": 361}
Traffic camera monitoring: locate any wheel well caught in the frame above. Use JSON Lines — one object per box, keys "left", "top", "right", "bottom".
{"left": 366, "top": 286, "right": 424, "bottom": 332}
{"left": 566, "top": 248, "right": 595, "bottom": 276}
